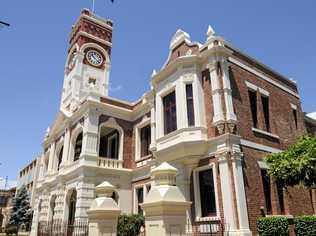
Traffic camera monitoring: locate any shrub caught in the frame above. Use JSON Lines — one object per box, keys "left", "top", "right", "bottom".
{"left": 257, "top": 216, "right": 289, "bottom": 236}
{"left": 294, "top": 215, "right": 316, "bottom": 236}
{"left": 4, "top": 224, "right": 18, "bottom": 235}
{"left": 117, "top": 214, "right": 145, "bottom": 236}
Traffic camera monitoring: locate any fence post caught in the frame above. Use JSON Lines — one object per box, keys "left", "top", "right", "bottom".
{"left": 87, "top": 181, "right": 121, "bottom": 236}
{"left": 141, "top": 162, "right": 191, "bottom": 236}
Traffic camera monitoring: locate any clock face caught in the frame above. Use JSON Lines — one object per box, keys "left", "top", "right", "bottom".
{"left": 86, "top": 50, "right": 103, "bottom": 66}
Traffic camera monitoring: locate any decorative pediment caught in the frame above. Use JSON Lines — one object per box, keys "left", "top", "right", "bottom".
{"left": 169, "top": 29, "right": 191, "bottom": 50}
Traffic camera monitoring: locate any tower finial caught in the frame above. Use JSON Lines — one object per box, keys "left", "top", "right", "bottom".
{"left": 207, "top": 25, "right": 215, "bottom": 40}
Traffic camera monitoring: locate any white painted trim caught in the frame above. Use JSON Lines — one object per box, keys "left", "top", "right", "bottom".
{"left": 229, "top": 57, "right": 299, "bottom": 98}
{"left": 192, "top": 164, "right": 220, "bottom": 221}
{"left": 107, "top": 132, "right": 119, "bottom": 159}
{"left": 252, "top": 127, "right": 280, "bottom": 139}
{"left": 258, "top": 160, "right": 269, "bottom": 169}
{"left": 98, "top": 118, "right": 124, "bottom": 161}
{"left": 240, "top": 139, "right": 282, "bottom": 153}
{"left": 290, "top": 103, "right": 297, "bottom": 110}
{"left": 133, "top": 183, "right": 147, "bottom": 214}
{"left": 245, "top": 81, "right": 270, "bottom": 96}
{"left": 134, "top": 117, "right": 151, "bottom": 161}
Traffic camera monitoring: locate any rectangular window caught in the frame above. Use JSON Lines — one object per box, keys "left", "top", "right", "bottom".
{"left": 293, "top": 108, "right": 298, "bottom": 129}
{"left": 276, "top": 181, "right": 285, "bottom": 214}
{"left": 248, "top": 90, "right": 258, "bottom": 128}
{"left": 199, "top": 169, "right": 217, "bottom": 217}
{"left": 136, "top": 187, "right": 144, "bottom": 215}
{"left": 261, "top": 96, "right": 270, "bottom": 132}
{"left": 107, "top": 132, "right": 118, "bottom": 159}
{"left": 261, "top": 169, "right": 272, "bottom": 214}
{"left": 186, "top": 84, "right": 195, "bottom": 126}
{"left": 140, "top": 125, "right": 151, "bottom": 157}
{"left": 163, "top": 91, "right": 177, "bottom": 134}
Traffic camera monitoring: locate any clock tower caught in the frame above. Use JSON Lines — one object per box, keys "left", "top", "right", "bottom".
{"left": 61, "top": 9, "right": 113, "bottom": 113}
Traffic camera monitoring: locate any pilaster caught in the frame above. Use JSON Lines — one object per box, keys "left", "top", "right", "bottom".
{"left": 208, "top": 62, "right": 225, "bottom": 132}
{"left": 60, "top": 125, "right": 71, "bottom": 168}
{"left": 81, "top": 108, "right": 99, "bottom": 165}
{"left": 47, "top": 142, "right": 56, "bottom": 175}
{"left": 220, "top": 58, "right": 237, "bottom": 124}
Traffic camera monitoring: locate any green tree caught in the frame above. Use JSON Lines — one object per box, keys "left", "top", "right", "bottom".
{"left": 265, "top": 136, "right": 316, "bottom": 188}
{"left": 9, "top": 185, "right": 33, "bottom": 231}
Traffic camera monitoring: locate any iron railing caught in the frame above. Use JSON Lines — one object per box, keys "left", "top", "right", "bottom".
{"left": 38, "top": 220, "right": 88, "bottom": 236}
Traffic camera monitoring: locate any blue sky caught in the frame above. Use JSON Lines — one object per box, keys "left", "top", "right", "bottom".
{"left": 0, "top": 0, "right": 315, "bottom": 181}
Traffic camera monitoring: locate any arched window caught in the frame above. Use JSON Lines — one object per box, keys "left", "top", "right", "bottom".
{"left": 57, "top": 147, "right": 63, "bottom": 171}
{"left": 68, "top": 190, "right": 77, "bottom": 226}
{"left": 99, "top": 129, "right": 119, "bottom": 159}
{"left": 74, "top": 133, "right": 82, "bottom": 161}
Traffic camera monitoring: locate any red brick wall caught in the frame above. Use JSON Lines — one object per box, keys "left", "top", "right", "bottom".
{"left": 228, "top": 62, "right": 306, "bottom": 150}
{"left": 242, "top": 146, "right": 314, "bottom": 234}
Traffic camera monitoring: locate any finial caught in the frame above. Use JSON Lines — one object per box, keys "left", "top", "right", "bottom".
{"left": 151, "top": 162, "right": 178, "bottom": 186}
{"left": 95, "top": 181, "right": 115, "bottom": 197}
{"left": 151, "top": 69, "right": 157, "bottom": 77}
{"left": 207, "top": 25, "right": 215, "bottom": 39}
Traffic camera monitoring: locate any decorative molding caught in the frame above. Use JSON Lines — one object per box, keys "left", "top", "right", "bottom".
{"left": 240, "top": 139, "right": 282, "bottom": 153}
{"left": 251, "top": 127, "right": 280, "bottom": 139}
{"left": 245, "top": 81, "right": 270, "bottom": 96}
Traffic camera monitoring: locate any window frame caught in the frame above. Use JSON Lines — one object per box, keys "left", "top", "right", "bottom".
{"left": 261, "top": 95, "right": 270, "bottom": 132}
{"left": 193, "top": 164, "right": 220, "bottom": 221}
{"left": 134, "top": 117, "right": 151, "bottom": 161}
{"left": 162, "top": 90, "right": 177, "bottom": 135}
{"left": 107, "top": 132, "right": 119, "bottom": 160}
{"left": 185, "top": 83, "right": 195, "bottom": 127}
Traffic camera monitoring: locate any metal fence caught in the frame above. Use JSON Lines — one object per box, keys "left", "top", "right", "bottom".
{"left": 186, "top": 220, "right": 225, "bottom": 236}
{"left": 38, "top": 220, "right": 89, "bottom": 236}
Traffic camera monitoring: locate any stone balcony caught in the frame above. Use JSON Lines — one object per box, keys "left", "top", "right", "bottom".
{"left": 97, "top": 157, "right": 123, "bottom": 169}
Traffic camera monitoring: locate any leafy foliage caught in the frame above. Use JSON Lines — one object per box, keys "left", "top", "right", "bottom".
{"left": 265, "top": 136, "right": 316, "bottom": 188}
{"left": 9, "top": 185, "right": 33, "bottom": 231}
{"left": 294, "top": 215, "right": 316, "bottom": 236}
{"left": 257, "top": 216, "right": 289, "bottom": 236}
{"left": 117, "top": 214, "right": 145, "bottom": 236}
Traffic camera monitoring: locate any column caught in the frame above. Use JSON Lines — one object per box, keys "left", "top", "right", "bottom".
{"left": 231, "top": 152, "right": 252, "bottom": 235}
{"left": 75, "top": 181, "right": 95, "bottom": 220}
{"left": 54, "top": 184, "right": 65, "bottom": 220}
{"left": 60, "top": 125, "right": 71, "bottom": 168}
{"left": 217, "top": 149, "right": 252, "bottom": 236}
{"left": 176, "top": 161, "right": 197, "bottom": 230}
{"left": 149, "top": 100, "right": 157, "bottom": 151}
{"left": 47, "top": 142, "right": 55, "bottom": 174}
{"left": 217, "top": 151, "right": 237, "bottom": 231}
{"left": 220, "top": 58, "right": 237, "bottom": 124}
{"left": 208, "top": 62, "right": 225, "bottom": 132}
{"left": 81, "top": 108, "right": 99, "bottom": 164}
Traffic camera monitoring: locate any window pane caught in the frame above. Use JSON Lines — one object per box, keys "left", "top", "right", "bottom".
{"left": 136, "top": 188, "right": 144, "bottom": 215}
{"left": 293, "top": 109, "right": 298, "bottom": 129}
{"left": 57, "top": 147, "right": 63, "bottom": 171}
{"left": 276, "top": 181, "right": 285, "bottom": 214}
{"left": 74, "top": 133, "right": 82, "bottom": 161}
{"left": 140, "top": 125, "right": 151, "bottom": 157}
{"left": 261, "top": 169, "right": 272, "bottom": 214}
{"left": 163, "top": 91, "right": 177, "bottom": 134}
{"left": 199, "top": 169, "right": 216, "bottom": 217}
{"left": 248, "top": 90, "right": 258, "bottom": 128}
{"left": 261, "top": 96, "right": 270, "bottom": 132}
{"left": 186, "top": 84, "right": 195, "bottom": 126}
